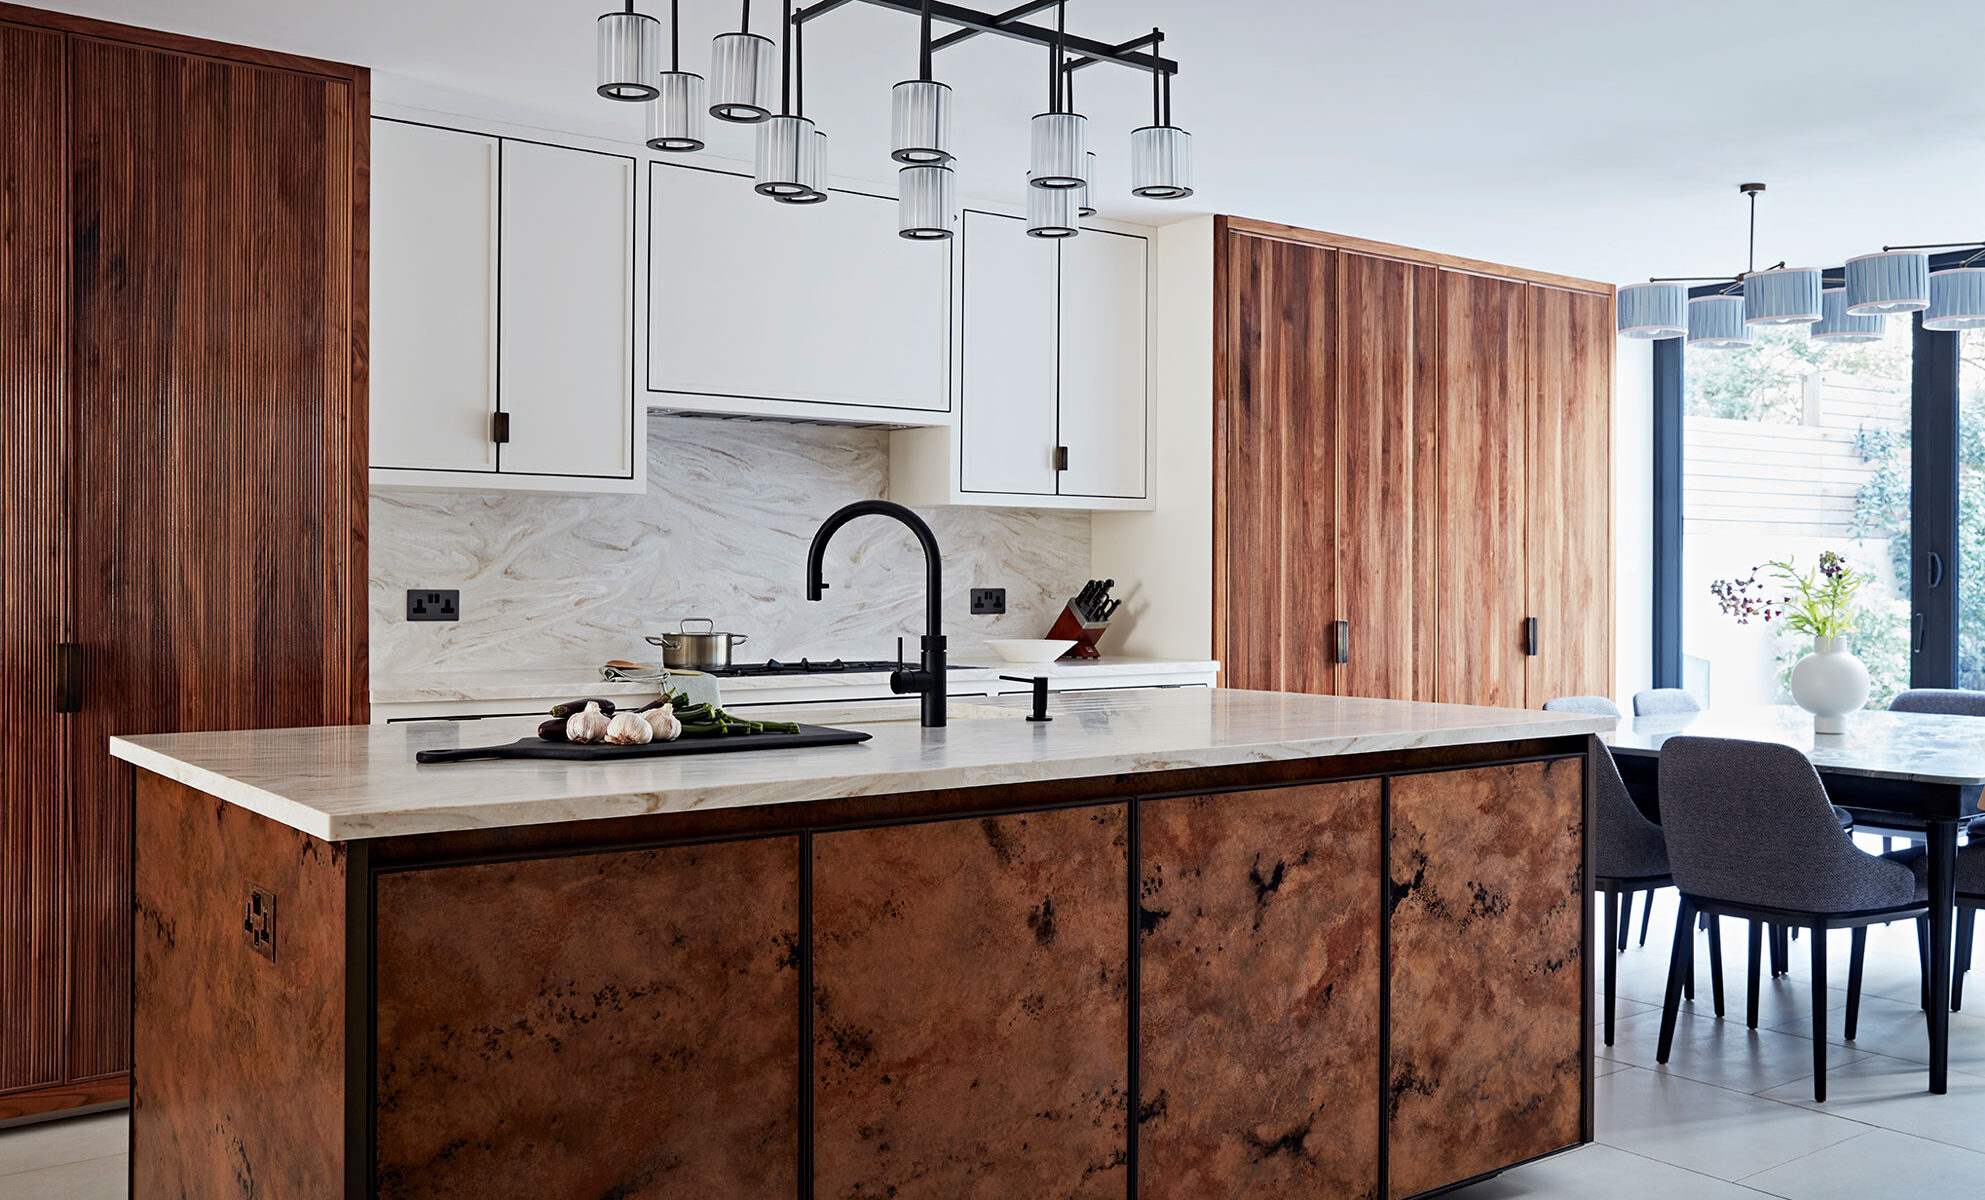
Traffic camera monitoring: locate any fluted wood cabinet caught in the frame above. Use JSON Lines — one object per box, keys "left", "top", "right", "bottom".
{"left": 0, "top": 2, "right": 368, "bottom": 1123}
{"left": 1215, "top": 217, "right": 1613, "bottom": 707}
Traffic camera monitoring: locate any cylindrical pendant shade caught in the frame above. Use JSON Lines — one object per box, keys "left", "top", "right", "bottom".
{"left": 1027, "top": 175, "right": 1079, "bottom": 239}
{"left": 710, "top": 31, "right": 775, "bottom": 123}
{"left": 1029, "top": 112, "right": 1087, "bottom": 189}
{"left": 1923, "top": 267, "right": 1985, "bottom": 331}
{"left": 1616, "top": 282, "right": 1688, "bottom": 339}
{"left": 1845, "top": 251, "right": 1931, "bottom": 315}
{"left": 1076, "top": 150, "right": 1098, "bottom": 218}
{"left": 754, "top": 115, "right": 815, "bottom": 198}
{"left": 1129, "top": 124, "right": 1193, "bottom": 199}
{"left": 646, "top": 71, "right": 707, "bottom": 152}
{"left": 779, "top": 130, "right": 829, "bottom": 205}
{"left": 1687, "top": 295, "right": 1752, "bottom": 349}
{"left": 898, "top": 165, "right": 954, "bottom": 240}
{"left": 891, "top": 79, "right": 953, "bottom": 165}
{"left": 597, "top": 9, "right": 660, "bottom": 101}
{"left": 1811, "top": 287, "right": 1886, "bottom": 342}
{"left": 1743, "top": 266, "right": 1824, "bottom": 326}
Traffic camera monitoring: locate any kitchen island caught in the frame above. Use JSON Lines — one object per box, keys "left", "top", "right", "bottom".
{"left": 114, "top": 688, "right": 1610, "bottom": 1200}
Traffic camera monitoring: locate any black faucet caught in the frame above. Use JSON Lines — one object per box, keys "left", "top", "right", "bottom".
{"left": 806, "top": 500, "right": 947, "bottom": 728}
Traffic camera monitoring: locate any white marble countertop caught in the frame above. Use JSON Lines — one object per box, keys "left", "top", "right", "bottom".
{"left": 369, "top": 657, "right": 1222, "bottom": 705}
{"left": 109, "top": 688, "right": 1607, "bottom": 842}
{"left": 1605, "top": 704, "right": 1985, "bottom": 787}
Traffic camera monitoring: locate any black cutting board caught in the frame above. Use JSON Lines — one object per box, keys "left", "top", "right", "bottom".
{"left": 414, "top": 723, "right": 872, "bottom": 764}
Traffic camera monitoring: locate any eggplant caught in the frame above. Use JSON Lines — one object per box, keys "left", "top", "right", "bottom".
{"left": 549, "top": 697, "right": 617, "bottom": 720}
{"left": 537, "top": 718, "right": 570, "bottom": 742}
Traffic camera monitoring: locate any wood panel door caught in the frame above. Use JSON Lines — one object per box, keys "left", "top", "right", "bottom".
{"left": 0, "top": 21, "right": 67, "bottom": 1104}
{"left": 67, "top": 36, "right": 366, "bottom": 1082}
{"left": 1387, "top": 759, "right": 1585, "bottom": 1199}
{"left": 1337, "top": 254, "right": 1439, "bottom": 702}
{"left": 1434, "top": 270, "right": 1529, "bottom": 708}
{"left": 812, "top": 807, "right": 1131, "bottom": 1199}
{"left": 1219, "top": 232, "right": 1338, "bottom": 694}
{"left": 1527, "top": 285, "right": 1614, "bottom": 705}
{"left": 1139, "top": 783, "right": 1383, "bottom": 1200}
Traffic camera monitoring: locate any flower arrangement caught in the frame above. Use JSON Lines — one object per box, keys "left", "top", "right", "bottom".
{"left": 1711, "top": 551, "right": 1868, "bottom": 639}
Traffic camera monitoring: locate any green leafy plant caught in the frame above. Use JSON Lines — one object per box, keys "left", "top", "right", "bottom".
{"left": 1712, "top": 551, "right": 1869, "bottom": 639}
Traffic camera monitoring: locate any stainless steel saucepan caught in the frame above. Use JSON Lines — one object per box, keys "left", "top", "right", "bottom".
{"left": 645, "top": 618, "right": 750, "bottom": 671}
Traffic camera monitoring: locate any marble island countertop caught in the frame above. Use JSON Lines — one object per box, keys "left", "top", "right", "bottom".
{"left": 109, "top": 688, "right": 1611, "bottom": 842}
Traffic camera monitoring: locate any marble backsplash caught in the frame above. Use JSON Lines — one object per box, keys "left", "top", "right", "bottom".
{"left": 370, "top": 417, "right": 1093, "bottom": 676}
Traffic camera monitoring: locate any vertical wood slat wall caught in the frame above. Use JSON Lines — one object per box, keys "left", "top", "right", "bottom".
{"left": 1214, "top": 216, "right": 1615, "bottom": 708}
{"left": 0, "top": 1, "right": 368, "bottom": 1122}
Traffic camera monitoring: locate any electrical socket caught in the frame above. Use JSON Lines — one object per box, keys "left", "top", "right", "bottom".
{"left": 407, "top": 590, "right": 460, "bottom": 622}
{"left": 971, "top": 587, "right": 1007, "bottom": 615}
{"left": 243, "top": 884, "right": 276, "bottom": 963}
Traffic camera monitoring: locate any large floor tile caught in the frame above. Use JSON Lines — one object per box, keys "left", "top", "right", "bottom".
{"left": 1740, "top": 1127, "right": 1985, "bottom": 1197}
{"left": 0, "top": 1113, "right": 127, "bottom": 1179}
{"left": 1770, "top": 989, "right": 1985, "bottom": 1071}
{"left": 1756, "top": 1053, "right": 1985, "bottom": 1150}
{"left": 0, "top": 1152, "right": 127, "bottom": 1200}
{"left": 1601, "top": 1005, "right": 1868, "bottom": 1096}
{"left": 1446, "top": 1143, "right": 1781, "bottom": 1200}
{"left": 1594, "top": 1065, "right": 1866, "bottom": 1181}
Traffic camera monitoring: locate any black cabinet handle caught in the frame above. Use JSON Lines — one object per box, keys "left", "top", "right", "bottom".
{"left": 54, "top": 643, "right": 80, "bottom": 713}
{"left": 1334, "top": 620, "right": 1350, "bottom": 665}
{"left": 1914, "top": 612, "right": 1927, "bottom": 654}
{"left": 1525, "top": 617, "right": 1539, "bottom": 657}
{"left": 492, "top": 412, "right": 511, "bottom": 444}
{"left": 1927, "top": 551, "right": 1946, "bottom": 590}
{"left": 1054, "top": 446, "right": 1069, "bottom": 472}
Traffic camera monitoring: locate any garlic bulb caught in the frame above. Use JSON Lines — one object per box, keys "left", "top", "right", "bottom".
{"left": 566, "top": 701, "right": 611, "bottom": 744}
{"left": 605, "top": 710, "right": 655, "bottom": 745}
{"left": 642, "top": 704, "right": 682, "bottom": 742}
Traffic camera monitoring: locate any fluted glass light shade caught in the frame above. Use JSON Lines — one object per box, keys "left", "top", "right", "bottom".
{"left": 1616, "top": 282, "right": 1688, "bottom": 339}
{"left": 1811, "top": 287, "right": 1886, "bottom": 342}
{"left": 597, "top": 5, "right": 660, "bottom": 101}
{"left": 1027, "top": 175, "right": 1079, "bottom": 239}
{"left": 1687, "top": 295, "right": 1752, "bottom": 349}
{"left": 778, "top": 130, "right": 829, "bottom": 205}
{"left": 710, "top": 31, "right": 775, "bottom": 122}
{"left": 646, "top": 71, "right": 707, "bottom": 152}
{"left": 1743, "top": 266, "right": 1823, "bottom": 326}
{"left": 891, "top": 79, "right": 953, "bottom": 165}
{"left": 1845, "top": 251, "right": 1931, "bottom": 315}
{"left": 1130, "top": 123, "right": 1192, "bottom": 200}
{"left": 1029, "top": 112, "right": 1087, "bottom": 189}
{"left": 1923, "top": 267, "right": 1985, "bottom": 331}
{"left": 1078, "top": 150, "right": 1097, "bottom": 218}
{"left": 754, "top": 115, "right": 815, "bottom": 198}
{"left": 898, "top": 165, "right": 954, "bottom": 240}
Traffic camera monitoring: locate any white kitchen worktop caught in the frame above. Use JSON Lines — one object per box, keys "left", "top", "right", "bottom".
{"left": 110, "top": 688, "right": 1607, "bottom": 842}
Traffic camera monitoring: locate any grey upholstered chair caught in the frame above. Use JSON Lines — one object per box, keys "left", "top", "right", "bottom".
{"left": 1857, "top": 690, "right": 1985, "bottom": 852}
{"left": 1654, "top": 736, "right": 1929, "bottom": 1102}
{"left": 1633, "top": 688, "right": 1702, "bottom": 716}
{"left": 1543, "top": 695, "right": 1667, "bottom": 1045}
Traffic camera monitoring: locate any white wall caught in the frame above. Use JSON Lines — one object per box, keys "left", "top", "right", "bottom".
{"left": 1089, "top": 216, "right": 1215, "bottom": 663}
{"left": 1614, "top": 337, "right": 1654, "bottom": 708}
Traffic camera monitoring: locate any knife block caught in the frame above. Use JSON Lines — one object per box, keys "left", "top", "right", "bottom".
{"left": 1046, "top": 603, "right": 1108, "bottom": 659}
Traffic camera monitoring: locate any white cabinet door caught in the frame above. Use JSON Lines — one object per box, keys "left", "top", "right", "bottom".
{"left": 648, "top": 163, "right": 950, "bottom": 416}
{"left": 370, "top": 120, "right": 500, "bottom": 473}
{"left": 1055, "top": 227, "right": 1148, "bottom": 499}
{"left": 497, "top": 141, "right": 637, "bottom": 480}
{"left": 957, "top": 210, "right": 1059, "bottom": 497}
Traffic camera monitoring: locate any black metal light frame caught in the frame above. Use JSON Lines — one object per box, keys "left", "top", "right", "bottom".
{"left": 793, "top": 0, "right": 1179, "bottom": 80}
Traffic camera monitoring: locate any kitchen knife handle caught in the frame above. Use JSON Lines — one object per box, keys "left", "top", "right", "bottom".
{"left": 1525, "top": 617, "right": 1540, "bottom": 657}
{"left": 1333, "top": 620, "right": 1350, "bottom": 665}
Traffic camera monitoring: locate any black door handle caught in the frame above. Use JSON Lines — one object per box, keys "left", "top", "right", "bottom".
{"left": 1334, "top": 620, "right": 1350, "bottom": 665}
{"left": 1914, "top": 612, "right": 1927, "bottom": 654}
{"left": 1525, "top": 617, "right": 1540, "bottom": 657}
{"left": 54, "top": 643, "right": 80, "bottom": 713}
{"left": 1927, "top": 551, "right": 1945, "bottom": 590}
{"left": 492, "top": 412, "right": 511, "bottom": 444}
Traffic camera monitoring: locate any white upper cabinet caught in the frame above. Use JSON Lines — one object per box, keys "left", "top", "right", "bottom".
{"left": 647, "top": 163, "right": 952, "bottom": 423}
{"left": 369, "top": 115, "right": 644, "bottom": 494}
{"left": 957, "top": 210, "right": 1058, "bottom": 497}
{"left": 370, "top": 120, "right": 500, "bottom": 475}
{"left": 1056, "top": 227, "right": 1149, "bottom": 500}
{"left": 497, "top": 142, "right": 638, "bottom": 481}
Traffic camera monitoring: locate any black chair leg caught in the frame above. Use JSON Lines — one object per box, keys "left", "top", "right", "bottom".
{"left": 1958, "top": 910, "right": 1976, "bottom": 1014}
{"left": 1846, "top": 927, "right": 1867, "bottom": 1041}
{"left": 1747, "top": 920, "right": 1763, "bottom": 1029}
{"left": 1657, "top": 898, "right": 1696, "bottom": 1063}
{"left": 1604, "top": 888, "right": 1620, "bottom": 1046}
{"left": 1770, "top": 924, "right": 1787, "bottom": 976}
{"left": 1639, "top": 890, "right": 1654, "bottom": 947}
{"left": 1918, "top": 918, "right": 1931, "bottom": 1013}
{"left": 1812, "top": 926, "right": 1829, "bottom": 1103}
{"left": 1707, "top": 915, "right": 1726, "bottom": 1018}
{"left": 1617, "top": 889, "right": 1632, "bottom": 953}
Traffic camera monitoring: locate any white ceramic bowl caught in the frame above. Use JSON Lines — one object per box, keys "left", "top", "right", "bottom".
{"left": 986, "top": 639, "right": 1077, "bottom": 664}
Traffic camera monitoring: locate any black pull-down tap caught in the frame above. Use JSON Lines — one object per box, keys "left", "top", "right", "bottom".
{"left": 805, "top": 500, "right": 948, "bottom": 728}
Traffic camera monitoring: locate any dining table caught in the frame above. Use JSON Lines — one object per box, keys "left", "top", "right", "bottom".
{"left": 1606, "top": 704, "right": 1985, "bottom": 1095}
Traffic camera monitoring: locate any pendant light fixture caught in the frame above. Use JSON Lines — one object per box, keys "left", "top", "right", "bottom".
{"left": 597, "top": 1, "right": 660, "bottom": 101}
{"left": 1029, "top": 4, "right": 1086, "bottom": 190}
{"left": 1729, "top": 185, "right": 1821, "bottom": 326}
{"left": 892, "top": 0, "right": 953, "bottom": 165}
{"left": 1687, "top": 294, "right": 1752, "bottom": 349}
{"left": 1027, "top": 173, "right": 1080, "bottom": 239}
{"left": 1811, "top": 286, "right": 1886, "bottom": 342}
{"left": 1844, "top": 250, "right": 1930, "bottom": 315}
{"left": 1129, "top": 28, "right": 1192, "bottom": 200}
{"left": 755, "top": 0, "right": 814, "bottom": 200}
{"left": 778, "top": 15, "right": 828, "bottom": 204}
{"left": 646, "top": 1, "right": 707, "bottom": 153}
{"left": 899, "top": 165, "right": 955, "bottom": 239}
{"left": 1615, "top": 282, "right": 1688, "bottom": 340}
{"left": 1078, "top": 150, "right": 1098, "bottom": 218}
{"left": 711, "top": 0, "right": 776, "bottom": 123}
{"left": 1924, "top": 265, "right": 1985, "bottom": 331}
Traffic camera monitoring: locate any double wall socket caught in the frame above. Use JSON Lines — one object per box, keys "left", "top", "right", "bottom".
{"left": 970, "top": 588, "right": 1007, "bottom": 615}
{"left": 407, "top": 590, "right": 460, "bottom": 621}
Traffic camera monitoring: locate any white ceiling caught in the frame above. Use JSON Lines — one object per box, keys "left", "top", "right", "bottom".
{"left": 44, "top": 0, "right": 1985, "bottom": 283}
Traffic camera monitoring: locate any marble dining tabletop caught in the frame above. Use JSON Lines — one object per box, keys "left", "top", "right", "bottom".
{"left": 1605, "top": 705, "right": 1985, "bottom": 787}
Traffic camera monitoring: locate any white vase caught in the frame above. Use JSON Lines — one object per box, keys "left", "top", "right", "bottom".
{"left": 1789, "top": 635, "right": 1869, "bottom": 734}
